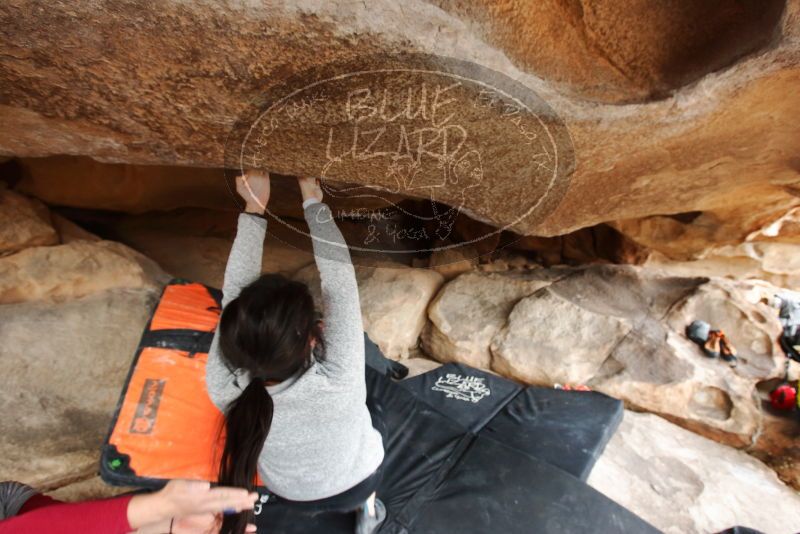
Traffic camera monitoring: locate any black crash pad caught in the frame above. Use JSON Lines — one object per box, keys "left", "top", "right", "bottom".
{"left": 399, "top": 362, "right": 623, "bottom": 481}
{"left": 390, "top": 435, "right": 655, "bottom": 534}
{"left": 256, "top": 362, "right": 656, "bottom": 533}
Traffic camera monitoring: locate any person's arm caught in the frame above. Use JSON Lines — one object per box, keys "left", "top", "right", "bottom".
{"left": 0, "top": 480, "right": 257, "bottom": 534}
{"left": 299, "top": 177, "right": 365, "bottom": 382}
{"left": 0, "top": 495, "right": 134, "bottom": 534}
{"left": 206, "top": 171, "right": 270, "bottom": 411}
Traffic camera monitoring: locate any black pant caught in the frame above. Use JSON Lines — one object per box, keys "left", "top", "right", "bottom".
{"left": 269, "top": 395, "right": 388, "bottom": 513}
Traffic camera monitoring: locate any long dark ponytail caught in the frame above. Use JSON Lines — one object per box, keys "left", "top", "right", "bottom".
{"left": 217, "top": 274, "right": 324, "bottom": 534}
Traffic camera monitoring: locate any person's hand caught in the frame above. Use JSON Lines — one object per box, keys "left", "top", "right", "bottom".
{"left": 172, "top": 513, "right": 256, "bottom": 534}
{"left": 236, "top": 170, "right": 271, "bottom": 213}
{"left": 297, "top": 176, "right": 323, "bottom": 204}
{"left": 157, "top": 480, "right": 258, "bottom": 519}
{"left": 127, "top": 480, "right": 258, "bottom": 530}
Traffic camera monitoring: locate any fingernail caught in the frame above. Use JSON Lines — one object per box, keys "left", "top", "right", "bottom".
{"left": 223, "top": 508, "right": 237, "bottom": 515}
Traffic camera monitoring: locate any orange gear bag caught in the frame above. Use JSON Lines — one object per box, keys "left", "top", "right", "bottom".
{"left": 101, "top": 279, "right": 262, "bottom": 487}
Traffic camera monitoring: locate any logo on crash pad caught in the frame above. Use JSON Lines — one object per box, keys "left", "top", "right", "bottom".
{"left": 432, "top": 373, "right": 491, "bottom": 403}
{"left": 130, "top": 378, "right": 166, "bottom": 435}
{"left": 225, "top": 53, "right": 575, "bottom": 263}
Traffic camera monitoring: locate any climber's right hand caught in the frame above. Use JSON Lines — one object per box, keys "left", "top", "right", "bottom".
{"left": 236, "top": 170, "right": 271, "bottom": 214}
{"left": 297, "top": 176, "right": 324, "bottom": 204}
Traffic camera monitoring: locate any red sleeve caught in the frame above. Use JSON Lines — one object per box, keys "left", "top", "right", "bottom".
{"left": 0, "top": 494, "right": 134, "bottom": 534}
{"left": 16, "top": 493, "right": 61, "bottom": 513}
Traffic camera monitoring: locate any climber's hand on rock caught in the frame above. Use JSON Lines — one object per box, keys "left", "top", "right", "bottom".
{"left": 236, "top": 170, "right": 271, "bottom": 214}
{"left": 298, "top": 176, "right": 324, "bottom": 204}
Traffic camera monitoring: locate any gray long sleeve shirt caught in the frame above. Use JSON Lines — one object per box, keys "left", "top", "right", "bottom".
{"left": 205, "top": 202, "right": 384, "bottom": 501}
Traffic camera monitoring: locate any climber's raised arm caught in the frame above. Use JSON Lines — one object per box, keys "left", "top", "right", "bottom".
{"left": 206, "top": 170, "right": 270, "bottom": 410}
{"left": 220, "top": 171, "right": 270, "bottom": 307}
{"left": 298, "top": 176, "right": 366, "bottom": 383}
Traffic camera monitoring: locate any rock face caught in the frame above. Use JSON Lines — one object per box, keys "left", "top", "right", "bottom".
{"left": 0, "top": 288, "right": 161, "bottom": 490}
{"left": 425, "top": 265, "right": 786, "bottom": 447}
{"left": 1, "top": 1, "right": 798, "bottom": 254}
{"left": 753, "top": 407, "right": 800, "bottom": 489}
{"left": 2, "top": 0, "right": 800, "bottom": 506}
{"left": 644, "top": 242, "right": 800, "bottom": 291}
{"left": 754, "top": 206, "right": 800, "bottom": 244}
{"left": 0, "top": 240, "right": 168, "bottom": 304}
{"left": 295, "top": 262, "right": 444, "bottom": 359}
{"left": 48, "top": 476, "right": 133, "bottom": 503}
{"left": 14, "top": 156, "right": 404, "bottom": 221}
{"left": 491, "top": 288, "right": 632, "bottom": 384}
{"left": 427, "top": 246, "right": 479, "bottom": 281}
{"left": 423, "top": 270, "right": 559, "bottom": 369}
{"left": 0, "top": 195, "right": 168, "bottom": 492}
{"left": 0, "top": 188, "right": 58, "bottom": 255}
{"left": 433, "top": 1, "right": 787, "bottom": 104}
{"left": 588, "top": 411, "right": 800, "bottom": 534}
{"left": 111, "top": 214, "right": 315, "bottom": 288}
{"left": 611, "top": 200, "right": 800, "bottom": 261}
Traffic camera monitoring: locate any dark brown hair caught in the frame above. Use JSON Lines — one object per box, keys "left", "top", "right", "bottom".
{"left": 217, "top": 274, "right": 324, "bottom": 534}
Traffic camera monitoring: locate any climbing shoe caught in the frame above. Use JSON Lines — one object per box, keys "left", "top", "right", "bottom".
{"left": 703, "top": 330, "right": 722, "bottom": 359}
{"left": 686, "top": 320, "right": 711, "bottom": 345}
{"left": 718, "top": 331, "right": 737, "bottom": 367}
{"left": 356, "top": 498, "right": 386, "bottom": 534}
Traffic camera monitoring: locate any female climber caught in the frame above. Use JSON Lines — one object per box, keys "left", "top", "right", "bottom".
{"left": 205, "top": 171, "right": 386, "bottom": 534}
